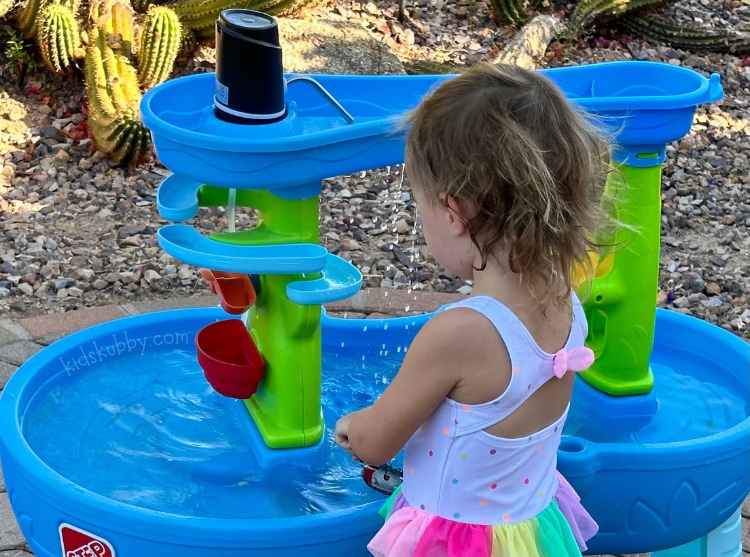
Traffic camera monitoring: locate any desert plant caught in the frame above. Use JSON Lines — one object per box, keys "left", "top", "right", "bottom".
{"left": 9, "top": 0, "right": 180, "bottom": 164}
{"left": 620, "top": 13, "right": 750, "bottom": 53}
{"left": 171, "top": 0, "right": 325, "bottom": 40}
{"left": 0, "top": 0, "right": 16, "bottom": 19}
{"left": 570, "top": 0, "right": 671, "bottom": 27}
{"left": 2, "top": 25, "right": 35, "bottom": 69}
{"left": 489, "top": 0, "right": 544, "bottom": 27}
{"left": 84, "top": 0, "right": 150, "bottom": 164}
{"left": 37, "top": 2, "right": 83, "bottom": 71}
{"left": 490, "top": 0, "right": 749, "bottom": 57}
{"left": 137, "top": 5, "right": 181, "bottom": 87}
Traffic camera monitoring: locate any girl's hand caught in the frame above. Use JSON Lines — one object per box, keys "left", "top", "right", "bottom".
{"left": 335, "top": 412, "right": 359, "bottom": 460}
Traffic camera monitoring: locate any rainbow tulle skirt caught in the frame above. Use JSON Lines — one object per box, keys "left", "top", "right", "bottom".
{"left": 368, "top": 473, "right": 597, "bottom": 557}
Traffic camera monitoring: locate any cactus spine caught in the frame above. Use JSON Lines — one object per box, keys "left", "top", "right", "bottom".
{"left": 38, "top": 2, "right": 82, "bottom": 72}
{"left": 621, "top": 14, "right": 750, "bottom": 53}
{"left": 84, "top": 1, "right": 150, "bottom": 165}
{"left": 137, "top": 6, "right": 181, "bottom": 87}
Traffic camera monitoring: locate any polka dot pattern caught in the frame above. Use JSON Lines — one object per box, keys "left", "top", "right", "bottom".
{"left": 397, "top": 308, "right": 576, "bottom": 530}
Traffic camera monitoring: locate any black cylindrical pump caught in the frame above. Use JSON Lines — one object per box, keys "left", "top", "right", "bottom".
{"left": 214, "top": 10, "right": 286, "bottom": 124}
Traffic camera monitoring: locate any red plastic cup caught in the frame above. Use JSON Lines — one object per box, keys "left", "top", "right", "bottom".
{"left": 196, "top": 320, "right": 265, "bottom": 399}
{"left": 199, "top": 269, "right": 256, "bottom": 315}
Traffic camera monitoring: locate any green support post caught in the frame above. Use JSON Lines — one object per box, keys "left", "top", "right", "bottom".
{"left": 199, "top": 186, "right": 325, "bottom": 448}
{"left": 579, "top": 164, "right": 662, "bottom": 396}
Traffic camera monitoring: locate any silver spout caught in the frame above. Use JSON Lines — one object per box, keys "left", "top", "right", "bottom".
{"left": 286, "top": 76, "right": 355, "bottom": 124}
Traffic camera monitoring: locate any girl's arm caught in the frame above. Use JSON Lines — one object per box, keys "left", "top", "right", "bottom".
{"left": 335, "top": 308, "right": 481, "bottom": 465}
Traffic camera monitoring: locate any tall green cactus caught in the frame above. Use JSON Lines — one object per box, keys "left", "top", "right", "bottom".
{"left": 137, "top": 5, "right": 181, "bottom": 87}
{"left": 38, "top": 2, "right": 82, "bottom": 71}
{"left": 84, "top": 1, "right": 150, "bottom": 165}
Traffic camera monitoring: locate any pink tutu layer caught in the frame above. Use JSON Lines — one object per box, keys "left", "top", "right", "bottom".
{"left": 368, "top": 471, "right": 597, "bottom": 557}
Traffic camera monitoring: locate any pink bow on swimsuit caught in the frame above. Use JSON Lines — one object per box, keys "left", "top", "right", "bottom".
{"left": 552, "top": 346, "right": 595, "bottom": 378}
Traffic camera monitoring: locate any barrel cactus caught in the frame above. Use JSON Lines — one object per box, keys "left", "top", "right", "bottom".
{"left": 137, "top": 5, "right": 182, "bottom": 87}
{"left": 84, "top": 1, "right": 150, "bottom": 165}
{"left": 37, "top": 2, "right": 83, "bottom": 72}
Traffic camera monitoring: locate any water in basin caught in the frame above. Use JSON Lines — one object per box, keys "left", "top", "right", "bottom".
{"left": 22, "top": 330, "right": 746, "bottom": 520}
{"left": 23, "top": 348, "right": 403, "bottom": 519}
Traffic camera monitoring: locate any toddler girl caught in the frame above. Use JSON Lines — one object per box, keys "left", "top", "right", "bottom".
{"left": 335, "top": 62, "right": 611, "bottom": 557}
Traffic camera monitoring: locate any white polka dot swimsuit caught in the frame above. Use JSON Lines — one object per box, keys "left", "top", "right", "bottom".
{"left": 400, "top": 293, "right": 589, "bottom": 525}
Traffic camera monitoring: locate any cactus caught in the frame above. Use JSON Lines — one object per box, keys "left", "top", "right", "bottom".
{"left": 171, "top": 0, "right": 325, "bottom": 40}
{"left": 137, "top": 6, "right": 181, "bottom": 87}
{"left": 84, "top": 1, "right": 150, "bottom": 165}
{"left": 169, "top": 0, "right": 228, "bottom": 39}
{"left": 18, "top": 0, "right": 45, "bottom": 37}
{"left": 403, "top": 60, "right": 462, "bottom": 75}
{"left": 38, "top": 2, "right": 82, "bottom": 71}
{"left": 1, "top": 0, "right": 16, "bottom": 19}
{"left": 571, "top": 0, "right": 670, "bottom": 26}
{"left": 620, "top": 14, "right": 750, "bottom": 53}
{"left": 178, "top": 26, "right": 196, "bottom": 56}
{"left": 490, "top": 0, "right": 545, "bottom": 27}
{"left": 130, "top": 0, "right": 152, "bottom": 13}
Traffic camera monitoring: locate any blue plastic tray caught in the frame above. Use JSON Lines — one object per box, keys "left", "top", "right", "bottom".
{"left": 140, "top": 62, "right": 723, "bottom": 192}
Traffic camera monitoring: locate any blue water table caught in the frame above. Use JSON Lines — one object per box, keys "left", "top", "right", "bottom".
{"left": 0, "top": 52, "right": 747, "bottom": 557}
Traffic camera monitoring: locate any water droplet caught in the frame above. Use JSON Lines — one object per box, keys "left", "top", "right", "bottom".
{"left": 384, "top": 324, "right": 389, "bottom": 330}
{"left": 363, "top": 326, "right": 368, "bottom": 332}
{"left": 340, "top": 342, "right": 345, "bottom": 348}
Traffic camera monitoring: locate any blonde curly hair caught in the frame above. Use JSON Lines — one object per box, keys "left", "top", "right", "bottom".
{"left": 404, "top": 62, "right": 618, "bottom": 308}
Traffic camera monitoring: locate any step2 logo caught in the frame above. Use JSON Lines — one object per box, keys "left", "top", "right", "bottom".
{"left": 59, "top": 524, "right": 116, "bottom": 557}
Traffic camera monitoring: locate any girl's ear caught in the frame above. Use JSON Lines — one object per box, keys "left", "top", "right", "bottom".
{"left": 440, "top": 193, "right": 477, "bottom": 234}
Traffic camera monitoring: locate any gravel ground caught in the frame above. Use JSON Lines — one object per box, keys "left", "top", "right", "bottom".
{"left": 0, "top": 0, "right": 748, "bottom": 340}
